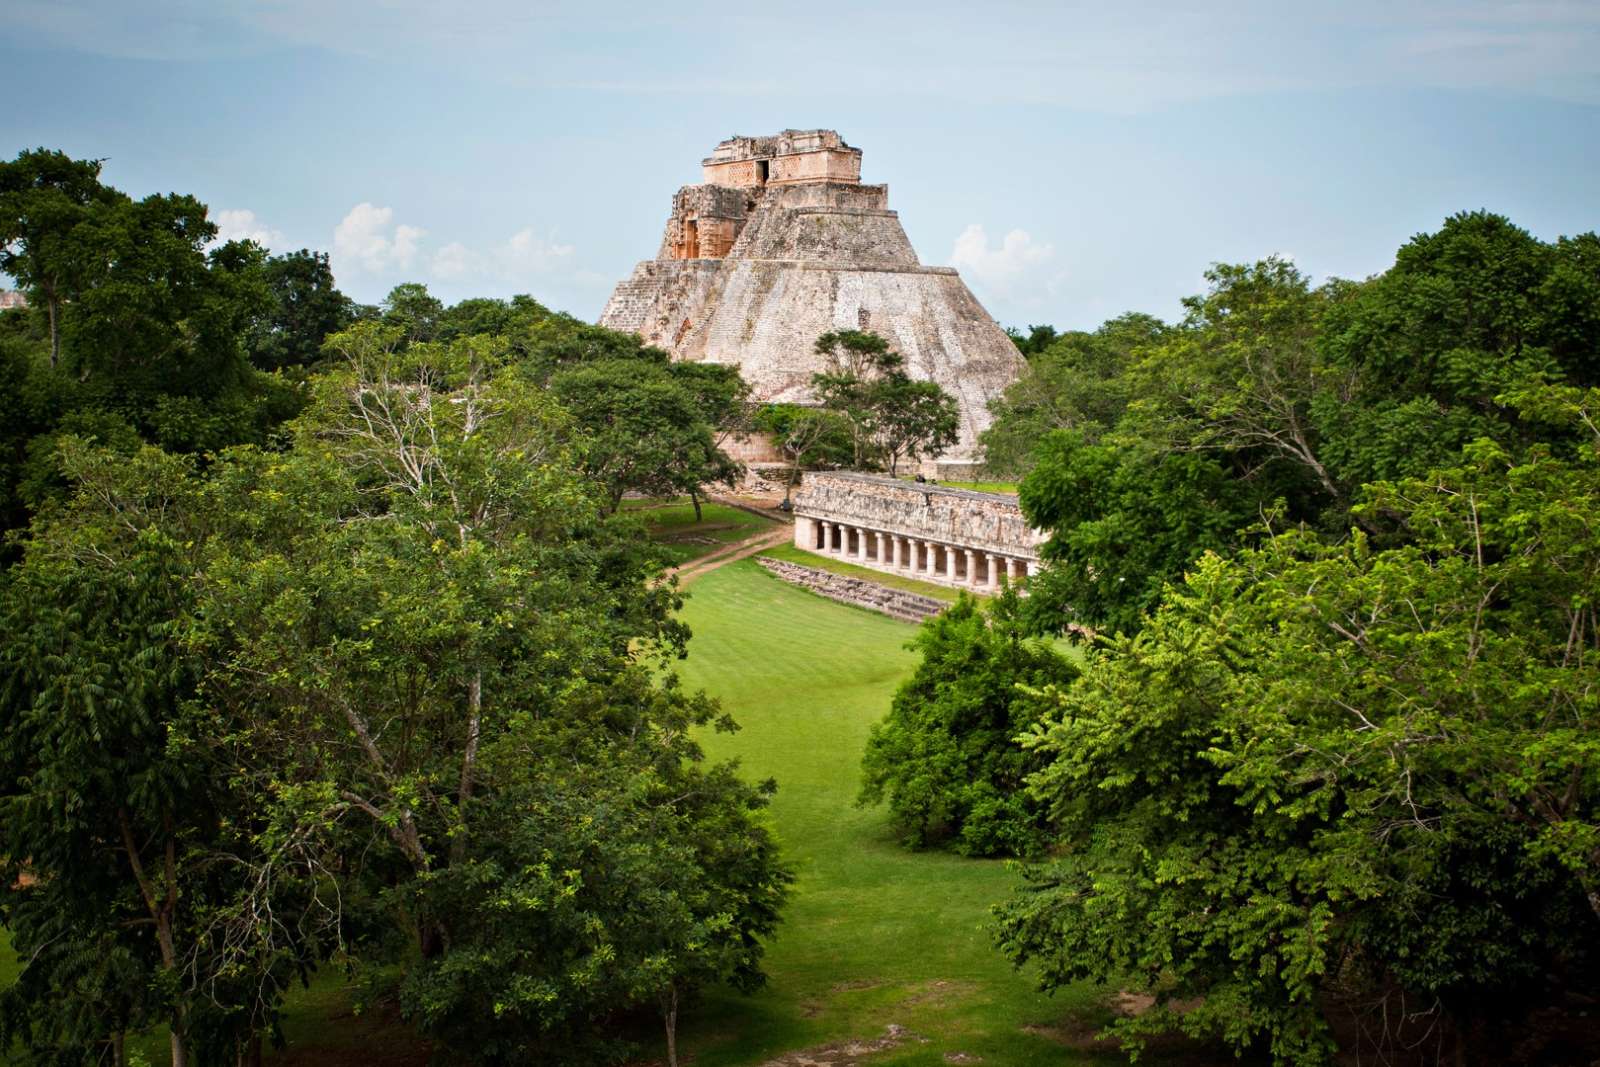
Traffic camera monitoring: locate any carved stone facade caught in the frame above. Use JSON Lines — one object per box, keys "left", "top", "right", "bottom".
{"left": 792, "top": 471, "right": 1043, "bottom": 591}
{"left": 599, "top": 130, "right": 1025, "bottom": 471}
{"left": 0, "top": 291, "right": 27, "bottom": 310}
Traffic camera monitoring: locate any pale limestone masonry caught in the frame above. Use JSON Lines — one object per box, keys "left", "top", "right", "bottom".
{"left": 756, "top": 557, "right": 946, "bottom": 624}
{"left": 792, "top": 471, "right": 1043, "bottom": 591}
{"left": 0, "top": 291, "right": 27, "bottom": 310}
{"left": 599, "top": 129, "right": 1025, "bottom": 470}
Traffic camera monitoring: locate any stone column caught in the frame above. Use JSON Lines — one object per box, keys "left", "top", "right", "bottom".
{"left": 856, "top": 527, "right": 869, "bottom": 562}
{"left": 985, "top": 553, "right": 1000, "bottom": 590}
{"left": 1023, "top": 559, "right": 1036, "bottom": 578}
{"left": 890, "top": 535, "right": 902, "bottom": 570}
{"left": 964, "top": 549, "right": 978, "bottom": 587}
{"left": 795, "top": 516, "right": 816, "bottom": 551}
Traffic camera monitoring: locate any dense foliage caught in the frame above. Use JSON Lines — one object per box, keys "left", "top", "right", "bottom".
{"left": 996, "top": 393, "right": 1600, "bottom": 1062}
{"left": 968, "top": 213, "right": 1600, "bottom": 1062}
{"left": 858, "top": 594, "right": 1077, "bottom": 857}
{"left": 0, "top": 148, "right": 781, "bottom": 1066}
{"left": 986, "top": 214, "right": 1600, "bottom": 637}
{"left": 0, "top": 149, "right": 356, "bottom": 550}
{"left": 0, "top": 324, "right": 788, "bottom": 1066}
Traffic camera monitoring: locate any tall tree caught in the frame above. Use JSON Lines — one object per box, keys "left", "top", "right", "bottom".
{"left": 810, "top": 329, "right": 958, "bottom": 473}
{"left": 859, "top": 593, "right": 1076, "bottom": 857}
{"left": 246, "top": 248, "right": 355, "bottom": 371}
{"left": 0, "top": 149, "right": 120, "bottom": 366}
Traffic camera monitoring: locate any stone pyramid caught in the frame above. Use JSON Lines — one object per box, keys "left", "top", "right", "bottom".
{"left": 599, "top": 129, "right": 1024, "bottom": 471}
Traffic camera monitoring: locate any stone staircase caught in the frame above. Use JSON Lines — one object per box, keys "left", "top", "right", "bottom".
{"left": 756, "top": 557, "right": 946, "bottom": 624}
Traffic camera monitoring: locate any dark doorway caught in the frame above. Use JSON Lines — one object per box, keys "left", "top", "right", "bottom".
{"left": 756, "top": 160, "right": 769, "bottom": 184}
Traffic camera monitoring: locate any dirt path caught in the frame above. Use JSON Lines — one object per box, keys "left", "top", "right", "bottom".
{"left": 672, "top": 522, "right": 793, "bottom": 586}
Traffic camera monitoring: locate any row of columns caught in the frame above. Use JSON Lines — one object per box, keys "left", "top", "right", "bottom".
{"left": 812, "top": 520, "right": 1035, "bottom": 590}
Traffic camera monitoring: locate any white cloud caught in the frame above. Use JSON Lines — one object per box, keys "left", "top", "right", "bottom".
{"left": 431, "top": 241, "right": 474, "bottom": 280}
{"left": 211, "top": 208, "right": 284, "bottom": 249}
{"left": 948, "top": 224, "right": 1056, "bottom": 301}
{"left": 334, "top": 203, "right": 424, "bottom": 273}
{"left": 503, "top": 227, "right": 574, "bottom": 273}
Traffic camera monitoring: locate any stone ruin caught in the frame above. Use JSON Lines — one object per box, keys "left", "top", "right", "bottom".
{"left": 793, "top": 471, "right": 1044, "bottom": 591}
{"left": 599, "top": 130, "right": 1025, "bottom": 474}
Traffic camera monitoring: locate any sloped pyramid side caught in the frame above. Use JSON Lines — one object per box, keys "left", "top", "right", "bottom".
{"left": 600, "top": 183, "right": 1024, "bottom": 464}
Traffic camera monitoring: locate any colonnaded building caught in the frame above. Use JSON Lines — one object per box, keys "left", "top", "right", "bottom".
{"left": 598, "top": 129, "right": 1025, "bottom": 476}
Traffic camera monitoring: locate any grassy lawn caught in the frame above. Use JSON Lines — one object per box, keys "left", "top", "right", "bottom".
{"left": 758, "top": 542, "right": 989, "bottom": 604}
{"left": 630, "top": 498, "right": 781, "bottom": 566}
{"left": 669, "top": 560, "right": 1128, "bottom": 1066}
{"left": 938, "top": 480, "right": 1020, "bottom": 495}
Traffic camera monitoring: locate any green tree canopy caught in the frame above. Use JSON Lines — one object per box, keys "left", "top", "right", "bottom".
{"left": 997, "top": 392, "right": 1600, "bottom": 1063}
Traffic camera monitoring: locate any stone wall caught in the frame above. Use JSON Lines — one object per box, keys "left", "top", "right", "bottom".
{"left": 756, "top": 557, "right": 945, "bottom": 624}
{"left": 794, "top": 471, "right": 1043, "bottom": 559}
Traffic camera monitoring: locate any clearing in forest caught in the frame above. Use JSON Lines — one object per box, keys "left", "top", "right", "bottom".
{"left": 672, "top": 560, "right": 1137, "bottom": 1066}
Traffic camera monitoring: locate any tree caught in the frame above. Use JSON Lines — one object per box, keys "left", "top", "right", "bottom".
{"left": 551, "top": 357, "right": 740, "bottom": 514}
{"left": 380, "top": 282, "right": 444, "bottom": 343}
{"left": 858, "top": 593, "right": 1077, "bottom": 857}
{"left": 996, "top": 393, "right": 1600, "bottom": 1064}
{"left": 1004, "top": 323, "right": 1059, "bottom": 357}
{"left": 0, "top": 149, "right": 121, "bottom": 365}
{"left": 753, "top": 403, "right": 852, "bottom": 506}
{"left": 873, "top": 375, "right": 958, "bottom": 475}
{"left": 246, "top": 248, "right": 355, "bottom": 371}
{"left": 1316, "top": 212, "right": 1600, "bottom": 489}
{"left": 981, "top": 312, "right": 1165, "bottom": 477}
{"left": 187, "top": 323, "right": 788, "bottom": 1063}
{"left": 1018, "top": 430, "right": 1263, "bottom": 636}
{"left": 0, "top": 443, "right": 318, "bottom": 1067}
{"left": 810, "top": 329, "right": 959, "bottom": 472}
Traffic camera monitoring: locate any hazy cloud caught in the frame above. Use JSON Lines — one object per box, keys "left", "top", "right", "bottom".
{"left": 949, "top": 224, "right": 1056, "bottom": 305}
{"left": 429, "top": 227, "right": 575, "bottom": 283}
{"left": 334, "top": 203, "right": 424, "bottom": 273}
{"left": 12, "top": 1, "right": 1600, "bottom": 108}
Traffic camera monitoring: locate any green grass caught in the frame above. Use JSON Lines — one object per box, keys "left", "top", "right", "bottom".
{"left": 668, "top": 560, "right": 1125, "bottom": 1066}
{"left": 758, "top": 542, "right": 986, "bottom": 604}
{"left": 631, "top": 498, "right": 781, "bottom": 565}
{"left": 938, "top": 480, "right": 1020, "bottom": 495}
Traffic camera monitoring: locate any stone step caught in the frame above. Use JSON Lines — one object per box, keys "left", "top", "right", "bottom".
{"left": 755, "top": 557, "right": 946, "bottom": 624}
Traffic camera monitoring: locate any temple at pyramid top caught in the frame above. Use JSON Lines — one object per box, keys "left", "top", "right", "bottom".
{"left": 700, "top": 129, "right": 863, "bottom": 187}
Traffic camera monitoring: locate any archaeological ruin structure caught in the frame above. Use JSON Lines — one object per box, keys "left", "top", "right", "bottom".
{"left": 599, "top": 129, "right": 1025, "bottom": 475}
{"left": 792, "top": 472, "right": 1044, "bottom": 591}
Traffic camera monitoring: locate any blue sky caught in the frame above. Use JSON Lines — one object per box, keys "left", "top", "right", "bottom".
{"left": 3, "top": 0, "right": 1598, "bottom": 330}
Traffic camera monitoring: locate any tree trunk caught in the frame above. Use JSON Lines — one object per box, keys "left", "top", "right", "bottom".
{"left": 113, "top": 1031, "right": 126, "bottom": 1067}
{"left": 46, "top": 296, "right": 59, "bottom": 368}
{"left": 662, "top": 986, "right": 679, "bottom": 1067}
{"left": 119, "top": 810, "right": 190, "bottom": 1067}
{"left": 690, "top": 489, "right": 703, "bottom": 523}
{"left": 451, "top": 668, "right": 483, "bottom": 867}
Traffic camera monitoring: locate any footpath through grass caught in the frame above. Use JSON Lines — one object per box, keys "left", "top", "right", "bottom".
{"left": 630, "top": 498, "right": 780, "bottom": 566}
{"left": 671, "top": 560, "right": 1118, "bottom": 1066}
